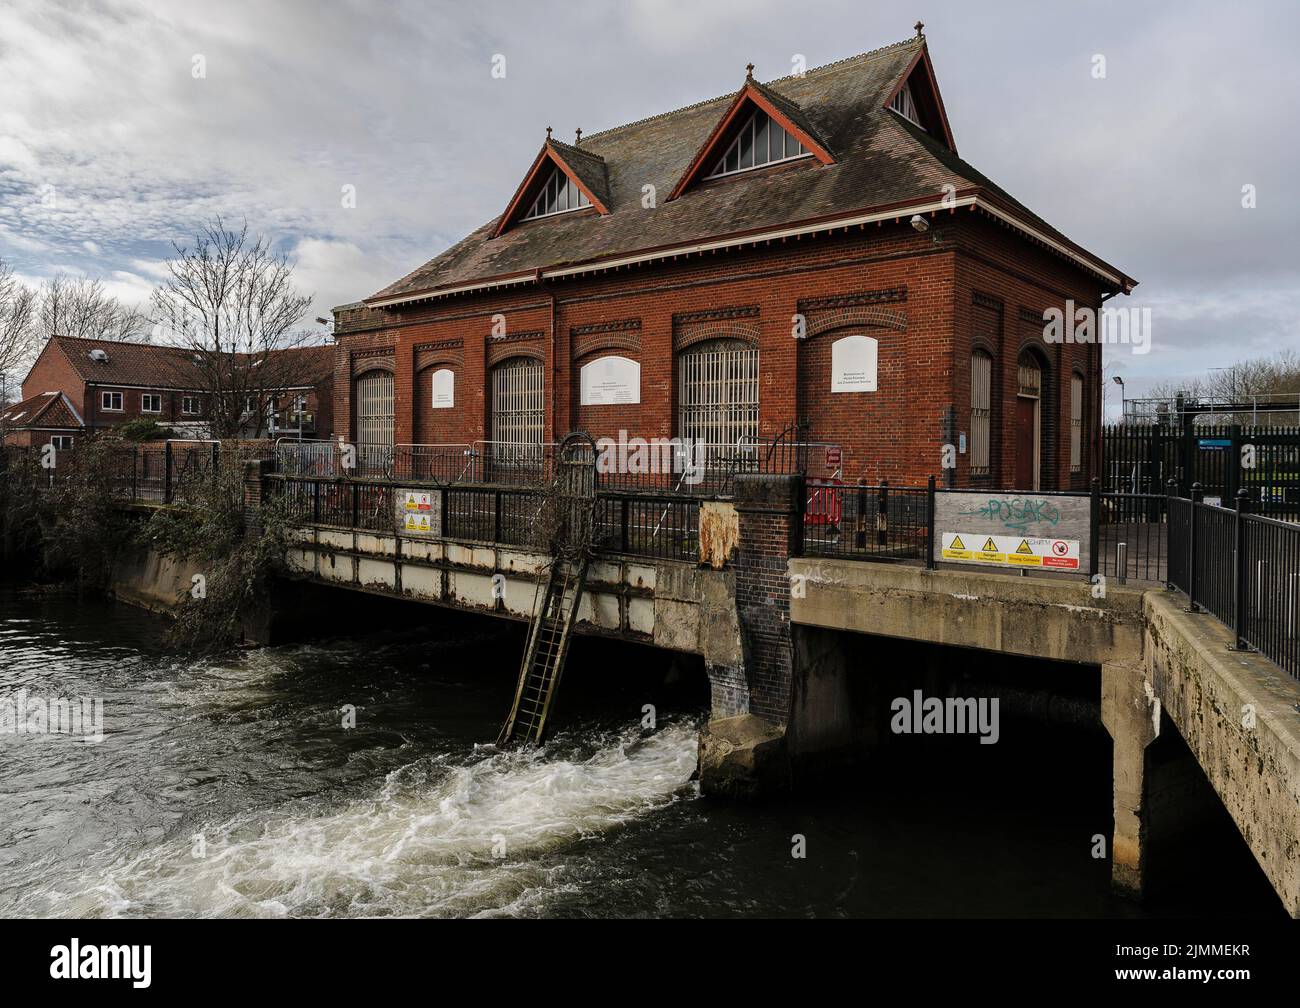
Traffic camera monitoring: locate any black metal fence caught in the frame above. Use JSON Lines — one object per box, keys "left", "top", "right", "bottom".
{"left": 1103, "top": 423, "right": 1300, "bottom": 520}
{"left": 295, "top": 425, "right": 814, "bottom": 499}
{"left": 267, "top": 475, "right": 700, "bottom": 563}
{"left": 801, "top": 479, "right": 930, "bottom": 561}
{"left": 796, "top": 477, "right": 1182, "bottom": 587}
{"left": 1167, "top": 486, "right": 1300, "bottom": 680}
{"left": 1098, "top": 492, "right": 1169, "bottom": 584}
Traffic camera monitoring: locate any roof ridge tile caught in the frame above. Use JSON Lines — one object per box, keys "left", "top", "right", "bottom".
{"left": 583, "top": 36, "right": 918, "bottom": 142}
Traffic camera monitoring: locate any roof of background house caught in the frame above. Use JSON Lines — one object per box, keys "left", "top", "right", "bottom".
{"left": 0, "top": 391, "right": 83, "bottom": 430}
{"left": 367, "top": 35, "right": 1132, "bottom": 304}
{"left": 26, "top": 336, "right": 334, "bottom": 392}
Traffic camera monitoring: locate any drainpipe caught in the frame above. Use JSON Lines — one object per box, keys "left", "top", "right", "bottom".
{"left": 539, "top": 268, "right": 557, "bottom": 441}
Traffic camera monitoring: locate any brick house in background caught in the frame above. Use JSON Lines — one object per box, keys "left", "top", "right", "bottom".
{"left": 330, "top": 29, "right": 1136, "bottom": 490}
{"left": 0, "top": 391, "right": 83, "bottom": 449}
{"left": 4, "top": 336, "right": 334, "bottom": 448}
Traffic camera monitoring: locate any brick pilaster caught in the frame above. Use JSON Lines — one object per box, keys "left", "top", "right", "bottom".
{"left": 732, "top": 473, "right": 803, "bottom": 724}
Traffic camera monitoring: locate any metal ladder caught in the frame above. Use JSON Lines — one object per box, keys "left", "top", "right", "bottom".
{"left": 497, "top": 556, "right": 589, "bottom": 747}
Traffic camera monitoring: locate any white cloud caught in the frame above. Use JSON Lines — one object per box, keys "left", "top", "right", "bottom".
{"left": 0, "top": 0, "right": 1297, "bottom": 395}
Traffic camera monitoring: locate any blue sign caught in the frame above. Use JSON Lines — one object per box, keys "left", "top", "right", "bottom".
{"left": 1198, "top": 438, "right": 1231, "bottom": 449}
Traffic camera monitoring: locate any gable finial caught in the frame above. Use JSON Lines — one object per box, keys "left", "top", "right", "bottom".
{"left": 574, "top": 127, "right": 582, "bottom": 144}
{"left": 914, "top": 20, "right": 925, "bottom": 38}
{"left": 745, "top": 62, "right": 754, "bottom": 80}
{"left": 545, "top": 126, "right": 552, "bottom": 141}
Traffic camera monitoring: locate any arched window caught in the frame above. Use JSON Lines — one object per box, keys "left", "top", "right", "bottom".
{"left": 355, "top": 370, "right": 394, "bottom": 472}
{"left": 678, "top": 338, "right": 759, "bottom": 463}
{"left": 1015, "top": 350, "right": 1045, "bottom": 490}
{"left": 970, "top": 350, "right": 992, "bottom": 476}
{"left": 1070, "top": 372, "right": 1084, "bottom": 474}
{"left": 492, "top": 356, "right": 545, "bottom": 472}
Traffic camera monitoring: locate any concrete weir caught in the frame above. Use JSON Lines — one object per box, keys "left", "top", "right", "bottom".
{"left": 782, "top": 556, "right": 1300, "bottom": 916}
{"left": 189, "top": 465, "right": 1298, "bottom": 912}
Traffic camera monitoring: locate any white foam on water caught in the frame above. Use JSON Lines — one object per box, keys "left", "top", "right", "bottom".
{"left": 30, "top": 721, "right": 700, "bottom": 919}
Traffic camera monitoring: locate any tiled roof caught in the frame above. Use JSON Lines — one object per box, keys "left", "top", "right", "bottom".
{"left": 36, "top": 337, "right": 333, "bottom": 391}
{"left": 547, "top": 139, "right": 611, "bottom": 210}
{"left": 52, "top": 336, "right": 207, "bottom": 387}
{"left": 367, "top": 37, "right": 1132, "bottom": 304}
{"left": 0, "top": 391, "right": 82, "bottom": 430}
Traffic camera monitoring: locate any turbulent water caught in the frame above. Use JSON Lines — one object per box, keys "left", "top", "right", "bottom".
{"left": 0, "top": 587, "right": 1282, "bottom": 918}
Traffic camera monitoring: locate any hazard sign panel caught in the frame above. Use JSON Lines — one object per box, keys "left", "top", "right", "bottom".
{"left": 395, "top": 488, "right": 441, "bottom": 537}
{"left": 940, "top": 532, "right": 1079, "bottom": 570}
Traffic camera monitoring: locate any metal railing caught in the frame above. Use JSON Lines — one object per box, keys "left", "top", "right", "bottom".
{"left": 801, "top": 479, "right": 930, "bottom": 561}
{"left": 1166, "top": 484, "right": 1300, "bottom": 680}
{"left": 1098, "top": 491, "right": 1169, "bottom": 584}
{"left": 266, "top": 474, "right": 700, "bottom": 562}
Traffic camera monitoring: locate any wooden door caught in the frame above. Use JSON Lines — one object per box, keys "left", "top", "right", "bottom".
{"left": 1015, "top": 397, "right": 1036, "bottom": 489}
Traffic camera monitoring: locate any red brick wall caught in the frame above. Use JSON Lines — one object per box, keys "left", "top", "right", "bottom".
{"left": 334, "top": 213, "right": 1106, "bottom": 490}
{"left": 21, "top": 342, "right": 86, "bottom": 424}
{"left": 412, "top": 363, "right": 462, "bottom": 445}
{"left": 952, "top": 214, "right": 1105, "bottom": 491}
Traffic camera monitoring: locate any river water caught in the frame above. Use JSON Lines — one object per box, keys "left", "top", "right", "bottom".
{"left": 0, "top": 588, "right": 1282, "bottom": 918}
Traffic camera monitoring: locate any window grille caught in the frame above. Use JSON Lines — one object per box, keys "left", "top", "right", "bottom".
{"left": 677, "top": 339, "right": 759, "bottom": 465}
{"left": 356, "top": 370, "right": 394, "bottom": 470}
{"left": 971, "top": 350, "right": 992, "bottom": 475}
{"left": 492, "top": 357, "right": 545, "bottom": 467}
{"left": 1070, "top": 373, "right": 1084, "bottom": 473}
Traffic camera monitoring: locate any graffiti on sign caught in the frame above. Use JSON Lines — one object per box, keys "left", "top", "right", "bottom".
{"left": 932, "top": 491, "right": 1090, "bottom": 571}
{"left": 954, "top": 496, "right": 1062, "bottom": 534}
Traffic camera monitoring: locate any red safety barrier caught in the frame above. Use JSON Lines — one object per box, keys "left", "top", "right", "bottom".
{"left": 805, "top": 481, "right": 843, "bottom": 525}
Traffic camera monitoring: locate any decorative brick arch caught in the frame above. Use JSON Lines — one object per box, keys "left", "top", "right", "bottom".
{"left": 572, "top": 330, "right": 642, "bottom": 360}
{"left": 673, "top": 321, "right": 760, "bottom": 352}
{"left": 415, "top": 339, "right": 464, "bottom": 374}
{"left": 351, "top": 352, "right": 394, "bottom": 378}
{"left": 487, "top": 338, "right": 545, "bottom": 368}
{"left": 805, "top": 306, "right": 907, "bottom": 339}
{"left": 353, "top": 360, "right": 394, "bottom": 379}
{"left": 415, "top": 351, "right": 464, "bottom": 374}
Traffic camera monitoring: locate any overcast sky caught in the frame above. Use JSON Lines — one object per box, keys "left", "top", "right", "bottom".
{"left": 2, "top": 0, "right": 1297, "bottom": 413}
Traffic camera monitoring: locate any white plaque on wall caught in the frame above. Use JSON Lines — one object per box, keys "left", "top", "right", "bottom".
{"left": 431, "top": 368, "right": 454, "bottom": 408}
{"left": 830, "top": 334, "right": 878, "bottom": 392}
{"left": 579, "top": 355, "right": 640, "bottom": 405}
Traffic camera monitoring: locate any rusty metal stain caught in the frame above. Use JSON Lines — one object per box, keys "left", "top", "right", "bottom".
{"left": 699, "top": 501, "right": 739, "bottom": 570}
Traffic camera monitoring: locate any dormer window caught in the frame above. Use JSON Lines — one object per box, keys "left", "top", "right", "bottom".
{"left": 522, "top": 165, "right": 591, "bottom": 220}
{"left": 705, "top": 108, "right": 809, "bottom": 179}
{"left": 890, "top": 83, "right": 921, "bottom": 127}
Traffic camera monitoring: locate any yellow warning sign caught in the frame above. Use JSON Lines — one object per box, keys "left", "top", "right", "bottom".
{"left": 939, "top": 532, "right": 1081, "bottom": 570}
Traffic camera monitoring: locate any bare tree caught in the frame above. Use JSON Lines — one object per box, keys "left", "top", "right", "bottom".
{"left": 0, "top": 259, "right": 37, "bottom": 404}
{"left": 150, "top": 217, "right": 316, "bottom": 439}
{"left": 35, "top": 274, "right": 147, "bottom": 344}
{"left": 1149, "top": 350, "right": 1300, "bottom": 424}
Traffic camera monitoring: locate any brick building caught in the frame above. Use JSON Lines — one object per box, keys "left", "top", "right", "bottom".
{"left": 331, "top": 29, "right": 1135, "bottom": 490}
{"left": 6, "top": 336, "right": 334, "bottom": 448}
{"left": 0, "top": 391, "right": 83, "bottom": 449}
